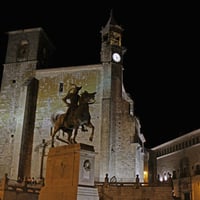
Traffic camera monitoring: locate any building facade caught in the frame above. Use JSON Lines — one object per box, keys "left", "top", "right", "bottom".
{"left": 152, "top": 129, "right": 200, "bottom": 200}
{"left": 0, "top": 13, "right": 146, "bottom": 182}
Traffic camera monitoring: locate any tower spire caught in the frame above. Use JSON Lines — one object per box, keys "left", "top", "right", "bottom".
{"left": 105, "top": 9, "right": 118, "bottom": 27}
{"left": 100, "top": 9, "right": 124, "bottom": 63}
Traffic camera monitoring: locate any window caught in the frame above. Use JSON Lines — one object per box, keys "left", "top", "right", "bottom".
{"left": 59, "top": 82, "right": 63, "bottom": 92}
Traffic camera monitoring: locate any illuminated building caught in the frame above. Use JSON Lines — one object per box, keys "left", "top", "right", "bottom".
{"left": 0, "top": 12, "right": 146, "bottom": 183}
{"left": 152, "top": 129, "right": 200, "bottom": 200}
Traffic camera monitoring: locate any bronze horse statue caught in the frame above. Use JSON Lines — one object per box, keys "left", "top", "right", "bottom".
{"left": 51, "top": 86, "right": 96, "bottom": 147}
{"left": 51, "top": 84, "right": 82, "bottom": 145}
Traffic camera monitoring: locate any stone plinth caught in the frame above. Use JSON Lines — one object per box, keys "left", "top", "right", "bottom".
{"left": 39, "top": 143, "right": 99, "bottom": 200}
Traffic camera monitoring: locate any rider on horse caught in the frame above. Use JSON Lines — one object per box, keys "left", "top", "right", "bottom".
{"left": 62, "top": 84, "right": 87, "bottom": 132}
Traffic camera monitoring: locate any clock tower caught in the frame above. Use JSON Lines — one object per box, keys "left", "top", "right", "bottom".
{"left": 100, "top": 11, "right": 137, "bottom": 180}
{"left": 100, "top": 10, "right": 124, "bottom": 64}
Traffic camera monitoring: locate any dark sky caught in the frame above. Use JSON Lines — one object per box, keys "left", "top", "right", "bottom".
{"left": 0, "top": 2, "right": 199, "bottom": 148}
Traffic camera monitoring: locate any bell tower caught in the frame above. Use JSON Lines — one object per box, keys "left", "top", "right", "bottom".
{"left": 100, "top": 10, "right": 124, "bottom": 64}
{"left": 5, "top": 27, "right": 54, "bottom": 67}
{"left": 100, "top": 11, "right": 133, "bottom": 180}
{"left": 0, "top": 28, "right": 54, "bottom": 179}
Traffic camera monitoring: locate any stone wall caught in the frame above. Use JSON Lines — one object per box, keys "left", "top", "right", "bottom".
{"left": 96, "top": 183, "right": 173, "bottom": 200}
{"left": 1, "top": 173, "right": 174, "bottom": 200}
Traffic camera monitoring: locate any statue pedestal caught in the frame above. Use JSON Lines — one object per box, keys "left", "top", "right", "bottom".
{"left": 39, "top": 143, "right": 99, "bottom": 200}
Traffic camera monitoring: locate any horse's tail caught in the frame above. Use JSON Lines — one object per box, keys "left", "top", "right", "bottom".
{"left": 51, "top": 111, "right": 65, "bottom": 125}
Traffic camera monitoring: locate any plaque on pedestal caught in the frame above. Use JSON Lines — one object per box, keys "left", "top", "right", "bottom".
{"left": 39, "top": 143, "right": 99, "bottom": 200}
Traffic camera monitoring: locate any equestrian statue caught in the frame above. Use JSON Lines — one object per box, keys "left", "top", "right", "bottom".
{"left": 51, "top": 84, "right": 96, "bottom": 147}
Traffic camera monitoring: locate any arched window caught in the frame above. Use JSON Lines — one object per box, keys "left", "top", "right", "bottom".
{"left": 17, "top": 40, "right": 29, "bottom": 61}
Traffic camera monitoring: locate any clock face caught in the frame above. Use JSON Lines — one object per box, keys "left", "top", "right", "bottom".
{"left": 112, "top": 53, "right": 121, "bottom": 62}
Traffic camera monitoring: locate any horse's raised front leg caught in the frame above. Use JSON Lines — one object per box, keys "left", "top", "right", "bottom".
{"left": 88, "top": 122, "right": 95, "bottom": 142}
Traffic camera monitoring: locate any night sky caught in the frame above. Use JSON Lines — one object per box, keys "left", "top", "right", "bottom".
{"left": 0, "top": 2, "right": 199, "bottom": 148}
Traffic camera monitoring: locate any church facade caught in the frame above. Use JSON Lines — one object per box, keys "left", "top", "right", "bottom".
{"left": 0, "top": 13, "right": 146, "bottom": 182}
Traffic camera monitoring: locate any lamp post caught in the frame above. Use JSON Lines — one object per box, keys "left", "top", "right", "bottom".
{"left": 40, "top": 139, "right": 48, "bottom": 179}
